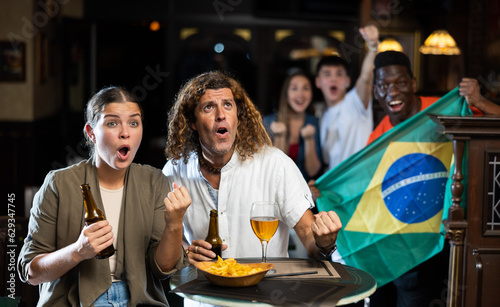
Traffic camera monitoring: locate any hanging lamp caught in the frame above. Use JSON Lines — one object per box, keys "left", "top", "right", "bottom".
{"left": 419, "top": 30, "right": 460, "bottom": 55}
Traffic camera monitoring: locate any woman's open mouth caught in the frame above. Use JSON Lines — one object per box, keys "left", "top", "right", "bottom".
{"left": 117, "top": 145, "right": 130, "bottom": 160}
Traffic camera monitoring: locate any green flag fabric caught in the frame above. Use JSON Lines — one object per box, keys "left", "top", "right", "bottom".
{"left": 316, "top": 87, "right": 472, "bottom": 287}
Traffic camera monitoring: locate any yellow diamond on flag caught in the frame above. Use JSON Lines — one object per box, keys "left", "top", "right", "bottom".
{"left": 344, "top": 141, "right": 453, "bottom": 235}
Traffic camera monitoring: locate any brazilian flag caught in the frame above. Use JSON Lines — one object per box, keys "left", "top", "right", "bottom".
{"left": 316, "top": 88, "right": 472, "bottom": 287}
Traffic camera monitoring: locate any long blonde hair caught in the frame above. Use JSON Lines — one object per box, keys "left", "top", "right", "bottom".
{"left": 276, "top": 71, "right": 314, "bottom": 148}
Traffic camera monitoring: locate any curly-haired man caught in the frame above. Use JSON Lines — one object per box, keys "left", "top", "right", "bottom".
{"left": 163, "top": 71, "right": 341, "bottom": 267}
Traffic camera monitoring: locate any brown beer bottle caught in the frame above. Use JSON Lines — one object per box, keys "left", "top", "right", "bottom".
{"left": 205, "top": 210, "right": 222, "bottom": 258}
{"left": 80, "top": 183, "right": 115, "bottom": 259}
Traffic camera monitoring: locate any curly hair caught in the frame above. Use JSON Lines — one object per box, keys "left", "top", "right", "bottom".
{"left": 165, "top": 71, "right": 271, "bottom": 164}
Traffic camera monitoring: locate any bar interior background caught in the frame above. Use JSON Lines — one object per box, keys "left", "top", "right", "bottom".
{"left": 1, "top": 0, "right": 499, "bottom": 216}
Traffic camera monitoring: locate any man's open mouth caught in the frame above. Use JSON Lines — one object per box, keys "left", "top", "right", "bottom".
{"left": 216, "top": 127, "right": 228, "bottom": 135}
{"left": 388, "top": 100, "right": 404, "bottom": 112}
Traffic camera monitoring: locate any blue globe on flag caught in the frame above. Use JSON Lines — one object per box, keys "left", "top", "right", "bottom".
{"left": 381, "top": 153, "right": 448, "bottom": 224}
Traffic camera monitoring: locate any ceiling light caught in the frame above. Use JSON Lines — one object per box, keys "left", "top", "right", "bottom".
{"left": 378, "top": 38, "right": 404, "bottom": 52}
{"left": 419, "top": 30, "right": 460, "bottom": 55}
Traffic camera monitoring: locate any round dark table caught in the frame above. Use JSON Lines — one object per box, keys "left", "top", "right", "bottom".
{"left": 169, "top": 258, "right": 376, "bottom": 306}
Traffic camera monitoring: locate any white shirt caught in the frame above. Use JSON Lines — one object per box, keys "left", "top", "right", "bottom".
{"left": 320, "top": 87, "right": 373, "bottom": 171}
{"left": 162, "top": 146, "right": 314, "bottom": 259}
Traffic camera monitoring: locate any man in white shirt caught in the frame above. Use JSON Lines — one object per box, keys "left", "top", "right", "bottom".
{"left": 162, "top": 71, "right": 341, "bottom": 263}
{"left": 316, "top": 25, "right": 379, "bottom": 171}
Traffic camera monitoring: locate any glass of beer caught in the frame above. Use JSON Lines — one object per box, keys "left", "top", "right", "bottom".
{"left": 250, "top": 201, "right": 279, "bottom": 264}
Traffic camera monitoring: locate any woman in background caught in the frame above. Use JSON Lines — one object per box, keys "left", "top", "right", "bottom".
{"left": 263, "top": 71, "right": 323, "bottom": 181}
